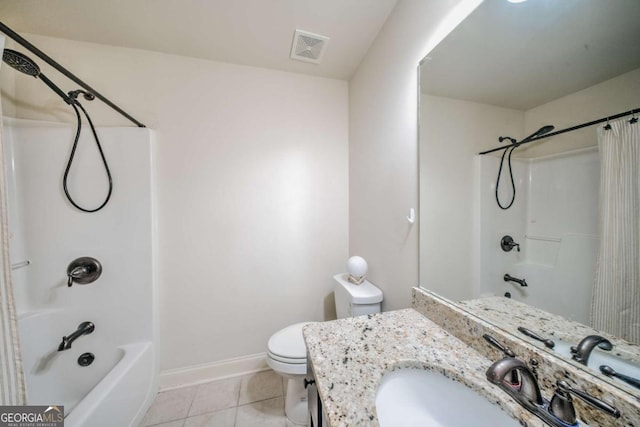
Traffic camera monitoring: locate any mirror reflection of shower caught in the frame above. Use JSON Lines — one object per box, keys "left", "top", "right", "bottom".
{"left": 495, "top": 125, "right": 555, "bottom": 210}
{"left": 2, "top": 49, "right": 113, "bottom": 213}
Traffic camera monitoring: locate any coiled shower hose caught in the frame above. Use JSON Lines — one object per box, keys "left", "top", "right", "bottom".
{"left": 63, "top": 99, "right": 113, "bottom": 213}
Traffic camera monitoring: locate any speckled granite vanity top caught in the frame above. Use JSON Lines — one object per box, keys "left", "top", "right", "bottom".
{"left": 302, "top": 309, "right": 543, "bottom": 427}
{"left": 459, "top": 296, "right": 640, "bottom": 365}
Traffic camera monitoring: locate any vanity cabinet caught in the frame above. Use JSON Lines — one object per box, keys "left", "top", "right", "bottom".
{"left": 306, "top": 353, "right": 327, "bottom": 427}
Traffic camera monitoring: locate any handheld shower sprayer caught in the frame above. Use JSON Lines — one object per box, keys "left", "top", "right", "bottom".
{"left": 519, "top": 125, "right": 555, "bottom": 145}
{"left": 2, "top": 49, "right": 75, "bottom": 105}
{"left": 495, "top": 124, "right": 555, "bottom": 210}
{"left": 2, "top": 49, "right": 112, "bottom": 213}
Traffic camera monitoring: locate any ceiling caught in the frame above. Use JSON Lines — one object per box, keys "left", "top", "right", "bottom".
{"left": 0, "top": 0, "right": 399, "bottom": 80}
{"left": 420, "top": 0, "right": 640, "bottom": 110}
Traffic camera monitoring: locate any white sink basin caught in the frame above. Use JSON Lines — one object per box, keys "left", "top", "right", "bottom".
{"left": 375, "top": 369, "right": 520, "bottom": 427}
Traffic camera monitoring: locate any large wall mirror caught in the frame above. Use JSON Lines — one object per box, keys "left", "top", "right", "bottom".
{"left": 418, "top": 0, "right": 640, "bottom": 396}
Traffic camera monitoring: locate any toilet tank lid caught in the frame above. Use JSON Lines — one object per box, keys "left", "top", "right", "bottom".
{"left": 333, "top": 274, "right": 383, "bottom": 304}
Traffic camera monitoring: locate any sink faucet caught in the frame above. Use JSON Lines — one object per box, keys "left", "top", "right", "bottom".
{"left": 486, "top": 357, "right": 542, "bottom": 408}
{"left": 57, "top": 321, "right": 95, "bottom": 351}
{"left": 486, "top": 357, "right": 621, "bottom": 426}
{"left": 571, "top": 335, "right": 612, "bottom": 365}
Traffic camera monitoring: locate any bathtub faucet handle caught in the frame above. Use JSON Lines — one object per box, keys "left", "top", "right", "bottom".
{"left": 67, "top": 257, "right": 102, "bottom": 287}
{"left": 501, "top": 235, "right": 520, "bottom": 252}
{"left": 67, "top": 266, "right": 88, "bottom": 287}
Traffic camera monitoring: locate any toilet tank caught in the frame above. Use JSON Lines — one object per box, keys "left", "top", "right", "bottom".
{"left": 333, "top": 273, "right": 383, "bottom": 319}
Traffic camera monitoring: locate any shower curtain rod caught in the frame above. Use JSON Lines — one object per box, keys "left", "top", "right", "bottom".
{"left": 0, "top": 21, "right": 146, "bottom": 128}
{"left": 479, "top": 107, "right": 639, "bottom": 155}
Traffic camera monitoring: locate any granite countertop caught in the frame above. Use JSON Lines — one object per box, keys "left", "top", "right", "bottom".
{"left": 459, "top": 296, "right": 640, "bottom": 365}
{"left": 302, "top": 308, "right": 543, "bottom": 427}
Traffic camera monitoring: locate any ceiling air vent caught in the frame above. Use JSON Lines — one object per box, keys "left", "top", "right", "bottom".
{"left": 290, "top": 30, "right": 329, "bottom": 64}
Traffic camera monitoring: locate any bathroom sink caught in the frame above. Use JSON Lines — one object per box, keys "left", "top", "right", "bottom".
{"left": 375, "top": 369, "right": 520, "bottom": 427}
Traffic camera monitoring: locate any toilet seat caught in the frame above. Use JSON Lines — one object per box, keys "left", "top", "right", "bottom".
{"left": 267, "top": 322, "right": 313, "bottom": 376}
{"left": 267, "top": 351, "right": 306, "bottom": 365}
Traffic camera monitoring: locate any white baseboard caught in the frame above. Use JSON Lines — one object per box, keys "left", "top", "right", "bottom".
{"left": 158, "top": 352, "right": 269, "bottom": 391}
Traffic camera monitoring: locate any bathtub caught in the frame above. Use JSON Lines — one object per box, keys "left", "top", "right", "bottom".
{"left": 18, "top": 310, "right": 157, "bottom": 427}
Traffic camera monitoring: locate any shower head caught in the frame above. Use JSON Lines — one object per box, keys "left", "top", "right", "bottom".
{"left": 2, "top": 49, "right": 74, "bottom": 105}
{"left": 533, "top": 125, "right": 555, "bottom": 137}
{"left": 519, "top": 125, "right": 555, "bottom": 144}
{"left": 2, "top": 49, "right": 40, "bottom": 76}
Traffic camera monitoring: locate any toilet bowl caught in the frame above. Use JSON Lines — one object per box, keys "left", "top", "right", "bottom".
{"left": 267, "top": 273, "right": 383, "bottom": 425}
{"left": 267, "top": 322, "right": 313, "bottom": 425}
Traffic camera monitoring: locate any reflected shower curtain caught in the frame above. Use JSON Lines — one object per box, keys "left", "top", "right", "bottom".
{"left": 592, "top": 118, "right": 640, "bottom": 342}
{"left": 0, "top": 92, "right": 27, "bottom": 404}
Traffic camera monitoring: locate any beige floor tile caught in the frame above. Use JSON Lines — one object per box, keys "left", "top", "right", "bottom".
{"left": 146, "top": 420, "right": 185, "bottom": 427}
{"left": 235, "top": 397, "right": 287, "bottom": 427}
{"left": 141, "top": 386, "right": 198, "bottom": 426}
{"left": 238, "top": 370, "right": 284, "bottom": 405}
{"left": 188, "top": 377, "right": 242, "bottom": 416}
{"left": 183, "top": 407, "right": 236, "bottom": 427}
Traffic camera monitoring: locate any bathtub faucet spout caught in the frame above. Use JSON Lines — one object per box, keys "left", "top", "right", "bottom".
{"left": 504, "top": 274, "right": 527, "bottom": 287}
{"left": 58, "top": 321, "right": 95, "bottom": 351}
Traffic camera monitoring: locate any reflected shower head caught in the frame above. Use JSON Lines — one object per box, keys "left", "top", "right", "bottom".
{"left": 520, "top": 125, "right": 555, "bottom": 143}
{"left": 2, "top": 49, "right": 40, "bottom": 76}
{"left": 2, "top": 49, "right": 74, "bottom": 105}
{"left": 533, "top": 125, "right": 555, "bottom": 137}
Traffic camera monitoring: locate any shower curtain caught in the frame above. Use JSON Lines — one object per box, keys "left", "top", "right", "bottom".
{"left": 0, "top": 92, "right": 27, "bottom": 405}
{"left": 592, "top": 117, "right": 640, "bottom": 343}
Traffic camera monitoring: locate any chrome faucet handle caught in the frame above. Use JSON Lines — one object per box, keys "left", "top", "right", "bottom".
{"left": 517, "top": 326, "right": 555, "bottom": 349}
{"left": 500, "top": 235, "right": 520, "bottom": 252}
{"left": 599, "top": 365, "right": 640, "bottom": 389}
{"left": 67, "top": 266, "right": 88, "bottom": 287}
{"left": 483, "top": 334, "right": 515, "bottom": 357}
{"left": 67, "top": 257, "right": 102, "bottom": 287}
{"left": 550, "top": 380, "right": 620, "bottom": 424}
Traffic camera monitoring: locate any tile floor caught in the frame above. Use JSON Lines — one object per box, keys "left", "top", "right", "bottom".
{"left": 141, "top": 369, "right": 298, "bottom": 427}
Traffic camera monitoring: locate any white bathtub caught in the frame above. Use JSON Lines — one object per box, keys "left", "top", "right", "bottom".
{"left": 18, "top": 310, "right": 157, "bottom": 427}
{"left": 64, "top": 342, "right": 157, "bottom": 427}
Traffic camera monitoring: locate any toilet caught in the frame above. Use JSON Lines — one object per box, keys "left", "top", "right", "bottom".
{"left": 267, "top": 273, "right": 383, "bottom": 425}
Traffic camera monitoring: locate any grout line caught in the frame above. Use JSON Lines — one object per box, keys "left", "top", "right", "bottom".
{"left": 184, "top": 383, "right": 198, "bottom": 420}
{"left": 147, "top": 371, "right": 287, "bottom": 427}
{"left": 233, "top": 404, "right": 239, "bottom": 427}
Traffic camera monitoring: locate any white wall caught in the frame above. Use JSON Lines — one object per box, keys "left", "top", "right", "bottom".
{"left": 349, "top": 0, "right": 481, "bottom": 311}
{"left": 522, "top": 68, "right": 640, "bottom": 158}
{"left": 1, "top": 35, "right": 349, "bottom": 372}
{"left": 420, "top": 95, "right": 523, "bottom": 300}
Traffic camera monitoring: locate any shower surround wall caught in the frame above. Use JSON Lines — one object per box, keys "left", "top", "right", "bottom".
{"left": 3, "top": 118, "right": 157, "bottom": 427}
{"left": 476, "top": 149, "right": 599, "bottom": 324}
